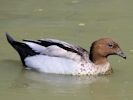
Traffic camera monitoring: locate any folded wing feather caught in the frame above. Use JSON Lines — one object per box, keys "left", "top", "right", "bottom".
{"left": 23, "top": 39, "right": 89, "bottom": 62}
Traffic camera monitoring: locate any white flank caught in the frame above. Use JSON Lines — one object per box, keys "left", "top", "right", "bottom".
{"left": 25, "top": 55, "right": 79, "bottom": 75}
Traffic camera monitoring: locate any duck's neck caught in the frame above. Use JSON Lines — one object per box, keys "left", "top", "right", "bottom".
{"left": 89, "top": 53, "right": 113, "bottom": 75}
{"left": 89, "top": 47, "right": 113, "bottom": 75}
{"left": 89, "top": 50, "right": 109, "bottom": 65}
{"left": 89, "top": 54, "right": 108, "bottom": 65}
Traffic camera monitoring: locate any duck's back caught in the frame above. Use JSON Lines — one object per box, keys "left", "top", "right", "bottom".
{"left": 23, "top": 39, "right": 89, "bottom": 62}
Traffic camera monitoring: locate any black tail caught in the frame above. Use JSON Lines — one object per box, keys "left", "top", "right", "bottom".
{"left": 5, "top": 33, "right": 38, "bottom": 66}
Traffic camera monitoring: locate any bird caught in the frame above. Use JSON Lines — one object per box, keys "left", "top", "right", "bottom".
{"left": 5, "top": 33, "right": 126, "bottom": 75}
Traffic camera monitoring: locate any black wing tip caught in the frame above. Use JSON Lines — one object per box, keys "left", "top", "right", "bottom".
{"left": 5, "top": 32, "right": 15, "bottom": 44}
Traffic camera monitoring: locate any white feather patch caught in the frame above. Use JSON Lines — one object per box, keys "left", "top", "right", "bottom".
{"left": 24, "top": 41, "right": 81, "bottom": 61}
{"left": 24, "top": 42, "right": 46, "bottom": 53}
{"left": 25, "top": 55, "right": 79, "bottom": 75}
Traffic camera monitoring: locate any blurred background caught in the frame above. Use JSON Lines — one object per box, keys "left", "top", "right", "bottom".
{"left": 0, "top": 0, "right": 133, "bottom": 100}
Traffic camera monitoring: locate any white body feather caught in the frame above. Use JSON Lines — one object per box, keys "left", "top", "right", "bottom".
{"left": 25, "top": 55, "right": 79, "bottom": 75}
{"left": 25, "top": 55, "right": 110, "bottom": 75}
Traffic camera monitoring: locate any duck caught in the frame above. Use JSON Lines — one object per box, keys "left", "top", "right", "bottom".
{"left": 5, "top": 33, "right": 126, "bottom": 75}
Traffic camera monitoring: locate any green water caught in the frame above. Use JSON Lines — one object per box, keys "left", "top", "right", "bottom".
{"left": 0, "top": 0, "right": 133, "bottom": 100}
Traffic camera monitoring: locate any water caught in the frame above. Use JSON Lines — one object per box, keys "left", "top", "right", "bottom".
{"left": 0, "top": 0, "right": 133, "bottom": 100}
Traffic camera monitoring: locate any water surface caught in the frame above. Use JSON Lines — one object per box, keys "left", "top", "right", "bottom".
{"left": 0, "top": 0, "right": 133, "bottom": 100}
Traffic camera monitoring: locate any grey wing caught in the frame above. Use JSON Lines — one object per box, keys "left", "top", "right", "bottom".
{"left": 23, "top": 39, "right": 89, "bottom": 62}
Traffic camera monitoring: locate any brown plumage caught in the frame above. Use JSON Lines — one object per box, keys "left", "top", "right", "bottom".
{"left": 89, "top": 38, "right": 126, "bottom": 65}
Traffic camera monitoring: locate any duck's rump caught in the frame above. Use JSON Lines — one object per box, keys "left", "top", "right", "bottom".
{"left": 25, "top": 55, "right": 79, "bottom": 75}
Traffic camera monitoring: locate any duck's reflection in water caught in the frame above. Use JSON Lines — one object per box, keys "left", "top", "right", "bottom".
{"left": 13, "top": 70, "right": 109, "bottom": 89}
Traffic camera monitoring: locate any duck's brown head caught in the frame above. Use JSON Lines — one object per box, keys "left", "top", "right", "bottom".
{"left": 89, "top": 38, "right": 126, "bottom": 65}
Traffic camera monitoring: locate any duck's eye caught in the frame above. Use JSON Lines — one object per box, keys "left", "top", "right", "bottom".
{"left": 108, "top": 44, "right": 113, "bottom": 48}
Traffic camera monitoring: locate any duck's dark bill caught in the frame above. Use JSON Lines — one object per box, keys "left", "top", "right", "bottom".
{"left": 116, "top": 50, "right": 126, "bottom": 59}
